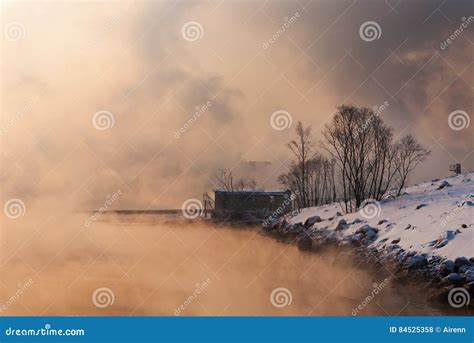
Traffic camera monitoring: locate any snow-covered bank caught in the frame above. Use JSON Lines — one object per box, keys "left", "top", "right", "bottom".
{"left": 264, "top": 172, "right": 473, "bottom": 306}
{"left": 288, "top": 172, "right": 473, "bottom": 260}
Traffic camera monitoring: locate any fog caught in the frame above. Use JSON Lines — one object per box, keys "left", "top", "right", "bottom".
{"left": 0, "top": 213, "right": 440, "bottom": 316}
{"left": 1, "top": 0, "right": 472, "bottom": 212}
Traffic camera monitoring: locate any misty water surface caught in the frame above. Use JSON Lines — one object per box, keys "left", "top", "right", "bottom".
{"left": 1, "top": 213, "right": 442, "bottom": 316}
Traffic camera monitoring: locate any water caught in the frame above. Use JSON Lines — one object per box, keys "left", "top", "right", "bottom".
{"left": 0, "top": 213, "right": 444, "bottom": 315}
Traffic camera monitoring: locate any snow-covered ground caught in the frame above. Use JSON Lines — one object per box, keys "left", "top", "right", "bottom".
{"left": 287, "top": 172, "right": 473, "bottom": 261}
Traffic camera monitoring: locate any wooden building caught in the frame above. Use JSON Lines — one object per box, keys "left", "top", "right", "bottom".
{"left": 212, "top": 190, "right": 292, "bottom": 220}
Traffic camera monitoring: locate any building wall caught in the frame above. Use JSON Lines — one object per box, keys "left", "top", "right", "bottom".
{"left": 214, "top": 191, "right": 291, "bottom": 219}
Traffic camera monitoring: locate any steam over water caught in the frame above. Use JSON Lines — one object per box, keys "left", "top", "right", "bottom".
{"left": 1, "top": 213, "right": 441, "bottom": 316}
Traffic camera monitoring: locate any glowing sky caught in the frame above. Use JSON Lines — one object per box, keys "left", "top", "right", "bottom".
{"left": 1, "top": 0, "right": 472, "bottom": 209}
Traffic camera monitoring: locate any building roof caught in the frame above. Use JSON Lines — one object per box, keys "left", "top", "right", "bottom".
{"left": 214, "top": 189, "right": 290, "bottom": 196}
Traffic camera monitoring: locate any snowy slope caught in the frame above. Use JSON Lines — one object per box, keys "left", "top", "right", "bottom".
{"left": 286, "top": 173, "right": 473, "bottom": 260}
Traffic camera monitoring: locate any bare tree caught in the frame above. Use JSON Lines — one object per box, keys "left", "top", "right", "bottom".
{"left": 279, "top": 122, "right": 336, "bottom": 209}
{"left": 278, "top": 164, "right": 303, "bottom": 208}
{"left": 321, "top": 105, "right": 377, "bottom": 211}
{"left": 215, "top": 168, "right": 257, "bottom": 192}
{"left": 279, "top": 105, "right": 430, "bottom": 213}
{"left": 393, "top": 134, "right": 431, "bottom": 196}
{"left": 366, "top": 117, "right": 398, "bottom": 200}
{"left": 215, "top": 168, "right": 235, "bottom": 191}
{"left": 321, "top": 105, "right": 429, "bottom": 212}
{"left": 286, "top": 122, "right": 314, "bottom": 208}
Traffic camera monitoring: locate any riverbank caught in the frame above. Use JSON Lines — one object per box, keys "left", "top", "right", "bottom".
{"left": 262, "top": 172, "right": 474, "bottom": 312}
